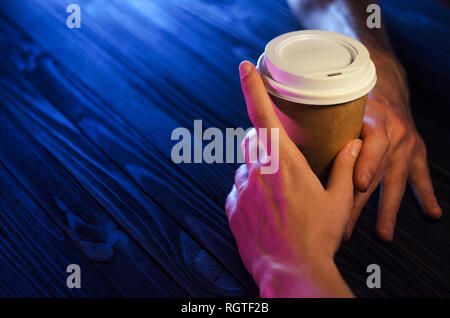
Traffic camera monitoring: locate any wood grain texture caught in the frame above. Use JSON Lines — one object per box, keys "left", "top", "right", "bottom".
{"left": 0, "top": 0, "right": 449, "bottom": 297}
{"left": 0, "top": 105, "right": 193, "bottom": 297}
{"left": 0, "top": 0, "right": 258, "bottom": 294}
{"left": 0, "top": 58, "right": 247, "bottom": 297}
{"left": 0, "top": 12, "right": 253, "bottom": 296}
{"left": 0, "top": 163, "right": 122, "bottom": 297}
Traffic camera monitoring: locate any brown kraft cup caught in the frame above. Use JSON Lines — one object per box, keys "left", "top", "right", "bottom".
{"left": 257, "top": 30, "right": 377, "bottom": 185}
{"left": 271, "top": 93, "right": 367, "bottom": 184}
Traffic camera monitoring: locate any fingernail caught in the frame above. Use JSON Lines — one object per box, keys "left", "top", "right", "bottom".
{"left": 239, "top": 61, "right": 252, "bottom": 79}
{"left": 349, "top": 140, "right": 362, "bottom": 158}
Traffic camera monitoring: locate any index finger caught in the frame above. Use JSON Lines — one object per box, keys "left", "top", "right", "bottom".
{"left": 239, "top": 61, "right": 289, "bottom": 139}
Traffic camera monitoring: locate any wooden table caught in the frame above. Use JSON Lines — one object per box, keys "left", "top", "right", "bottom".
{"left": 0, "top": 0, "right": 448, "bottom": 297}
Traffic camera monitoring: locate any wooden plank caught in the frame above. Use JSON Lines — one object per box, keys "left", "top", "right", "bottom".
{"left": 0, "top": 79, "right": 247, "bottom": 297}
{"left": 337, "top": 189, "right": 450, "bottom": 297}
{"left": 0, "top": 2, "right": 260, "bottom": 292}
{"left": 0, "top": 49, "right": 249, "bottom": 297}
{"left": 0, "top": 108, "right": 189, "bottom": 297}
{"left": 380, "top": 0, "right": 450, "bottom": 95}
{"left": 0, "top": 163, "right": 123, "bottom": 297}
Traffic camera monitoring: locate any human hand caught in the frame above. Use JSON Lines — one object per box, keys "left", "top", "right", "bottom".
{"left": 346, "top": 51, "right": 443, "bottom": 242}
{"left": 225, "top": 61, "right": 361, "bottom": 297}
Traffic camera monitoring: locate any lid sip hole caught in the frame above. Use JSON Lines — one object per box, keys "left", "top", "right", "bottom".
{"left": 327, "top": 72, "right": 342, "bottom": 77}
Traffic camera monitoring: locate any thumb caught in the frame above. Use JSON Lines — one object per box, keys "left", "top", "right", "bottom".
{"left": 327, "top": 139, "right": 363, "bottom": 201}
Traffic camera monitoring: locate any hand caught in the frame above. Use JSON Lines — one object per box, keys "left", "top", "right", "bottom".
{"left": 346, "top": 51, "right": 443, "bottom": 242}
{"left": 225, "top": 61, "right": 361, "bottom": 297}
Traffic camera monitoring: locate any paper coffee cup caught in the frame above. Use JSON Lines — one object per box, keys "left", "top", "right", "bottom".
{"left": 257, "top": 30, "right": 377, "bottom": 184}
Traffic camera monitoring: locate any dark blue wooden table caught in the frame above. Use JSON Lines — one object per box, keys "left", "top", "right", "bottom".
{"left": 0, "top": 0, "right": 449, "bottom": 297}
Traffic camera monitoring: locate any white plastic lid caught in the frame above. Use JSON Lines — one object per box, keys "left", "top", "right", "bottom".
{"left": 257, "top": 30, "right": 377, "bottom": 105}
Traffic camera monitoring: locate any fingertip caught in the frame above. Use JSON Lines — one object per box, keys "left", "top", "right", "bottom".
{"left": 332, "top": 139, "right": 362, "bottom": 168}
{"left": 376, "top": 225, "right": 394, "bottom": 242}
{"left": 425, "top": 205, "right": 443, "bottom": 219}
{"left": 327, "top": 139, "right": 363, "bottom": 197}
{"left": 349, "top": 139, "right": 363, "bottom": 158}
{"left": 355, "top": 170, "right": 373, "bottom": 193}
{"left": 353, "top": 132, "right": 388, "bottom": 192}
{"left": 239, "top": 61, "right": 253, "bottom": 80}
